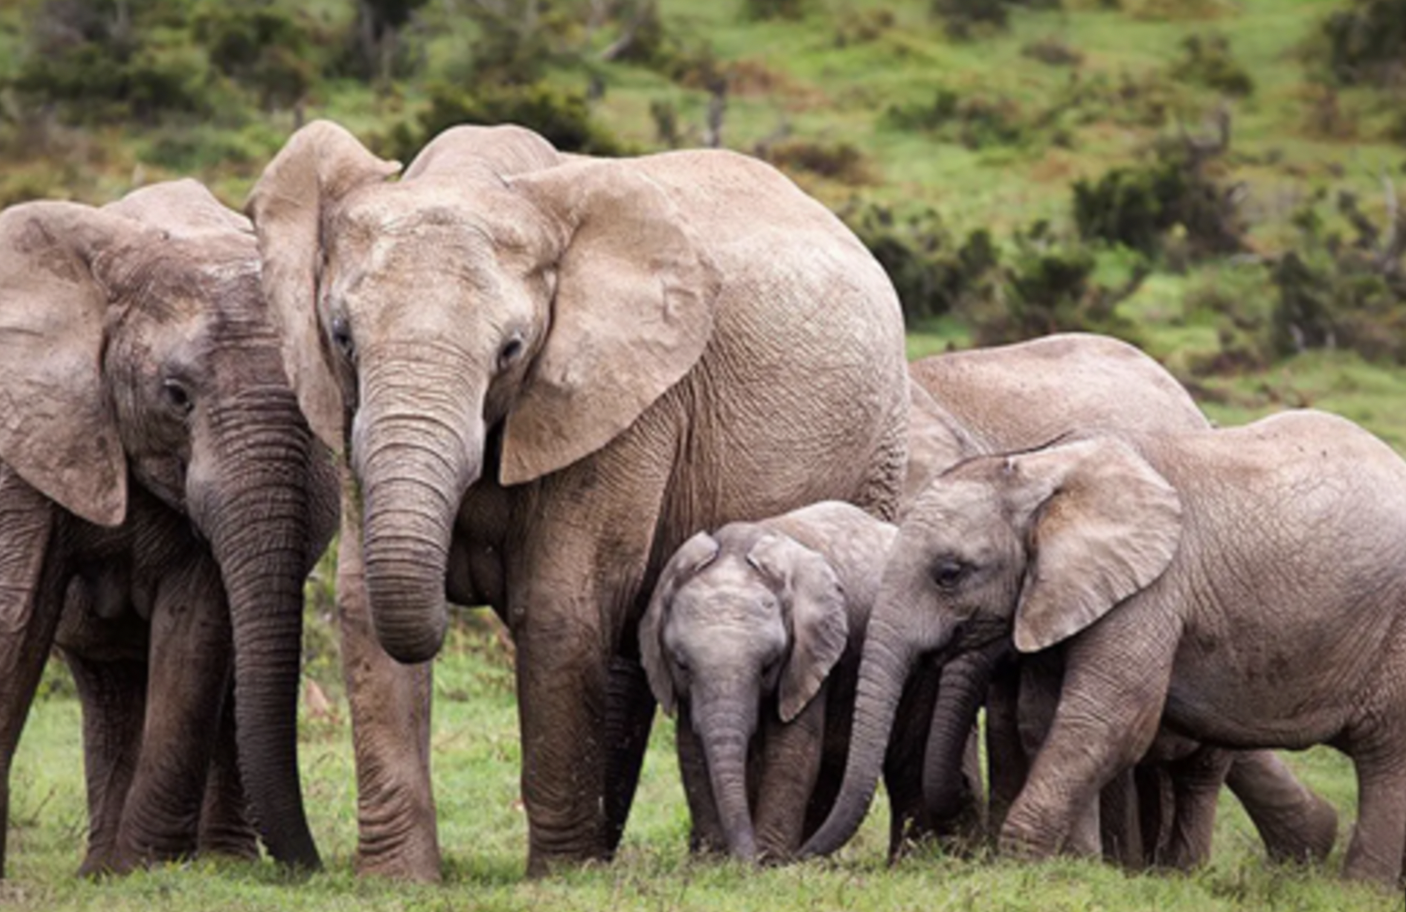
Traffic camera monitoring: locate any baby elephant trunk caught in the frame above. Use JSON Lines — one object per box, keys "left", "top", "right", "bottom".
{"left": 693, "top": 692, "right": 762, "bottom": 861}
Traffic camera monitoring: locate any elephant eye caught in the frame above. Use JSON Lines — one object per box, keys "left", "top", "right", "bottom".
{"left": 497, "top": 332, "right": 525, "bottom": 372}
{"left": 330, "top": 315, "right": 355, "bottom": 360}
{"left": 931, "top": 558, "right": 969, "bottom": 591}
{"left": 162, "top": 378, "right": 193, "bottom": 416}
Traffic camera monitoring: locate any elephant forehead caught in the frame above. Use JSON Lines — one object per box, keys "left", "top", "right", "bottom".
{"left": 674, "top": 568, "right": 781, "bottom": 625}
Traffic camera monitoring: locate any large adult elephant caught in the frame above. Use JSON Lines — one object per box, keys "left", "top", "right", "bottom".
{"left": 245, "top": 121, "right": 909, "bottom": 877}
{"left": 0, "top": 180, "right": 336, "bottom": 876}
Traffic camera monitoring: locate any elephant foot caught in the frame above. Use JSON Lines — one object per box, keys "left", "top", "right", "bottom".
{"left": 1262, "top": 794, "right": 1338, "bottom": 865}
{"left": 525, "top": 841, "right": 613, "bottom": 879}
{"left": 354, "top": 834, "right": 442, "bottom": 882}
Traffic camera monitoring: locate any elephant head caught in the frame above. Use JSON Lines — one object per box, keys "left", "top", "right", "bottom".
{"left": 640, "top": 527, "right": 849, "bottom": 860}
{"left": 803, "top": 436, "right": 1182, "bottom": 856}
{"left": 0, "top": 181, "right": 325, "bottom": 868}
{"left": 247, "top": 120, "right": 719, "bottom": 663}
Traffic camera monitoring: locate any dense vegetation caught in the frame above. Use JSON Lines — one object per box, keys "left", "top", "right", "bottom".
{"left": 4, "top": 0, "right": 1406, "bottom": 909}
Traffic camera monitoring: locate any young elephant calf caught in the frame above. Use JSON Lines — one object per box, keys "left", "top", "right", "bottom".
{"left": 814, "top": 409, "right": 1406, "bottom": 885}
{"left": 639, "top": 501, "right": 898, "bottom": 861}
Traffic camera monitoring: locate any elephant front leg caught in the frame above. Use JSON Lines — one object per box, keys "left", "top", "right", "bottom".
{"left": 1158, "top": 745, "right": 1233, "bottom": 870}
{"left": 603, "top": 655, "right": 656, "bottom": 854}
{"left": 1342, "top": 746, "right": 1406, "bottom": 885}
{"left": 1000, "top": 625, "right": 1173, "bottom": 860}
{"left": 197, "top": 685, "right": 258, "bottom": 861}
{"left": 513, "top": 603, "right": 614, "bottom": 875}
{"left": 337, "top": 506, "right": 440, "bottom": 881}
{"left": 112, "top": 558, "right": 231, "bottom": 871}
{"left": 63, "top": 652, "right": 147, "bottom": 876}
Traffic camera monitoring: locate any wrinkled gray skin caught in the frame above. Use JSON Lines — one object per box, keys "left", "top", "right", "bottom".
{"left": 829, "top": 334, "right": 1334, "bottom": 867}
{"left": 815, "top": 409, "right": 1406, "bottom": 885}
{"left": 639, "top": 502, "right": 896, "bottom": 861}
{"left": 0, "top": 181, "right": 337, "bottom": 877}
{"left": 246, "top": 121, "right": 908, "bottom": 878}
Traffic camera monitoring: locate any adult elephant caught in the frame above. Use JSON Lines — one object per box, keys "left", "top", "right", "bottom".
{"left": 810, "top": 410, "right": 1406, "bottom": 885}
{"left": 245, "top": 121, "right": 909, "bottom": 877}
{"left": 0, "top": 181, "right": 336, "bottom": 876}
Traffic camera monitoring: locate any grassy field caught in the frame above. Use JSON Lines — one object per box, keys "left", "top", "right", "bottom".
{"left": 4, "top": 614, "right": 1402, "bottom": 912}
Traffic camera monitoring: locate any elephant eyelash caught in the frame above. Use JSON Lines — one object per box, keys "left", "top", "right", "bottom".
{"left": 931, "top": 558, "right": 970, "bottom": 590}
{"left": 497, "top": 333, "right": 525, "bottom": 371}
{"left": 330, "top": 315, "right": 355, "bottom": 360}
{"left": 162, "top": 378, "right": 193, "bottom": 416}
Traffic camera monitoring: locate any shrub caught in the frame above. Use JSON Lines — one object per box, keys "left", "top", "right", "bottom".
{"left": 885, "top": 88, "right": 1031, "bottom": 149}
{"left": 1317, "top": 0, "right": 1406, "bottom": 87}
{"left": 842, "top": 203, "right": 990, "bottom": 323}
{"left": 1265, "top": 189, "right": 1406, "bottom": 363}
{"left": 762, "top": 138, "right": 874, "bottom": 185}
{"left": 383, "top": 80, "right": 628, "bottom": 162}
{"left": 1022, "top": 35, "right": 1084, "bottom": 67}
{"left": 933, "top": 0, "right": 1008, "bottom": 39}
{"left": 1072, "top": 113, "right": 1245, "bottom": 258}
{"left": 193, "top": 4, "right": 320, "bottom": 109}
{"left": 743, "top": 0, "right": 809, "bottom": 20}
{"left": 1168, "top": 32, "right": 1254, "bottom": 96}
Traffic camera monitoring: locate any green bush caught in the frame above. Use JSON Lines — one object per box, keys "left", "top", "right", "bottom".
{"left": 762, "top": 138, "right": 874, "bottom": 185}
{"left": 193, "top": 3, "right": 321, "bottom": 109}
{"left": 1072, "top": 122, "right": 1245, "bottom": 258}
{"left": 1317, "top": 0, "right": 1406, "bottom": 87}
{"left": 744, "top": 0, "right": 810, "bottom": 20}
{"left": 842, "top": 203, "right": 991, "bottom": 323}
{"left": 1168, "top": 32, "right": 1254, "bottom": 96}
{"left": 384, "top": 80, "right": 627, "bottom": 163}
{"left": 1265, "top": 190, "right": 1406, "bottom": 363}
{"left": 885, "top": 88, "right": 1031, "bottom": 149}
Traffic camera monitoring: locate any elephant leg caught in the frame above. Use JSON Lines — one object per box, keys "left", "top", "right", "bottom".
{"left": 1158, "top": 745, "right": 1233, "bottom": 870}
{"left": 111, "top": 557, "right": 231, "bottom": 871}
{"left": 197, "top": 685, "right": 258, "bottom": 861}
{"left": 603, "top": 655, "right": 656, "bottom": 854}
{"left": 753, "top": 688, "right": 825, "bottom": 860}
{"left": 1098, "top": 768, "right": 1144, "bottom": 869}
{"left": 0, "top": 472, "right": 56, "bottom": 879}
{"left": 1225, "top": 750, "right": 1337, "bottom": 864}
{"left": 337, "top": 500, "right": 440, "bottom": 881}
{"left": 64, "top": 651, "right": 147, "bottom": 876}
{"left": 676, "top": 703, "right": 726, "bottom": 855}
{"left": 510, "top": 456, "right": 669, "bottom": 875}
{"left": 1342, "top": 747, "right": 1406, "bottom": 884}
{"left": 883, "top": 659, "right": 940, "bottom": 859}
{"left": 984, "top": 656, "right": 1026, "bottom": 842}
{"left": 1001, "top": 623, "right": 1173, "bottom": 859}
{"left": 1133, "top": 763, "right": 1174, "bottom": 867}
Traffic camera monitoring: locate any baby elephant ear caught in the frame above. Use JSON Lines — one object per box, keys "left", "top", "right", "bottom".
{"left": 1010, "top": 437, "right": 1183, "bottom": 653}
{"left": 748, "top": 534, "right": 849, "bottom": 723}
{"left": 0, "top": 200, "right": 150, "bottom": 526}
{"left": 639, "top": 531, "right": 721, "bottom": 717}
{"left": 245, "top": 120, "right": 401, "bottom": 453}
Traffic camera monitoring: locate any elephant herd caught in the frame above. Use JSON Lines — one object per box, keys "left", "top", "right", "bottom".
{"left": 0, "top": 118, "right": 1403, "bottom": 892}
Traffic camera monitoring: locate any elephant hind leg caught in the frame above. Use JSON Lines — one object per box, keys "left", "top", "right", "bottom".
{"left": 1342, "top": 749, "right": 1406, "bottom": 885}
{"left": 603, "top": 656, "right": 655, "bottom": 856}
{"left": 1226, "top": 750, "right": 1336, "bottom": 865}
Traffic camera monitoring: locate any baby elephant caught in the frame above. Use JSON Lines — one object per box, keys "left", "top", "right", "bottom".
{"left": 640, "top": 502, "right": 896, "bottom": 861}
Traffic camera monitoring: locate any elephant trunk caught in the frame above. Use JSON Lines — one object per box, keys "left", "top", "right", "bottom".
{"left": 693, "top": 694, "right": 760, "bottom": 860}
{"left": 355, "top": 355, "right": 483, "bottom": 664}
{"left": 800, "top": 612, "right": 926, "bottom": 858}
{"left": 202, "top": 389, "right": 320, "bottom": 868}
{"left": 922, "top": 641, "right": 1006, "bottom": 827}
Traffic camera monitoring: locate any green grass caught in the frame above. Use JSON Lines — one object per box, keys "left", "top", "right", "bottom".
{"left": 5, "top": 616, "right": 1401, "bottom": 912}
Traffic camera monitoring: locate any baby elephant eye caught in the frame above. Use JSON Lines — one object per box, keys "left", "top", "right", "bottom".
{"left": 931, "top": 558, "right": 969, "bottom": 590}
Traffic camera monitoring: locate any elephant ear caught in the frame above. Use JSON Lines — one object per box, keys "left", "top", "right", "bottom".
{"left": 0, "top": 201, "right": 156, "bottom": 527}
{"left": 748, "top": 534, "right": 849, "bottom": 723}
{"left": 105, "top": 179, "right": 250, "bottom": 239}
{"left": 640, "top": 531, "right": 721, "bottom": 717}
{"left": 245, "top": 120, "right": 401, "bottom": 453}
{"left": 499, "top": 160, "right": 721, "bottom": 486}
{"left": 1008, "top": 437, "right": 1182, "bottom": 653}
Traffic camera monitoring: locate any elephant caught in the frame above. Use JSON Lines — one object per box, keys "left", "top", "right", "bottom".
{"left": 638, "top": 501, "right": 897, "bottom": 861}
{"left": 806, "top": 408, "right": 1406, "bottom": 885}
{"left": 857, "top": 334, "right": 1336, "bottom": 868}
{"left": 244, "top": 120, "right": 910, "bottom": 877}
{"left": 0, "top": 180, "right": 337, "bottom": 877}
